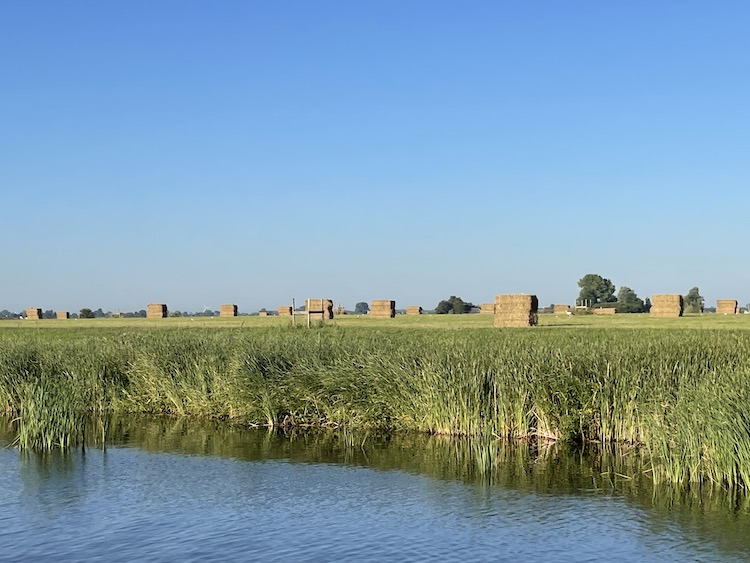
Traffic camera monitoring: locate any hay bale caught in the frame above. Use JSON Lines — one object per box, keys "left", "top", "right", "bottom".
{"left": 405, "top": 306, "right": 422, "bottom": 316}
{"left": 25, "top": 307, "right": 43, "bottom": 320}
{"left": 220, "top": 304, "right": 238, "bottom": 317}
{"left": 494, "top": 294, "right": 538, "bottom": 327}
{"left": 56, "top": 311, "right": 70, "bottom": 320}
{"left": 593, "top": 307, "right": 616, "bottom": 315}
{"left": 717, "top": 299, "right": 738, "bottom": 315}
{"left": 147, "top": 303, "right": 168, "bottom": 319}
{"left": 480, "top": 303, "right": 495, "bottom": 314}
{"left": 370, "top": 299, "right": 396, "bottom": 318}
{"left": 277, "top": 306, "right": 293, "bottom": 316}
{"left": 258, "top": 311, "right": 269, "bottom": 317}
{"left": 553, "top": 304, "right": 570, "bottom": 315}
{"left": 650, "top": 295, "right": 683, "bottom": 318}
{"left": 305, "top": 298, "right": 334, "bottom": 320}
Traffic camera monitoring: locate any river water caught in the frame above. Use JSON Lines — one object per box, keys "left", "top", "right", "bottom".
{"left": 1, "top": 417, "right": 749, "bottom": 562}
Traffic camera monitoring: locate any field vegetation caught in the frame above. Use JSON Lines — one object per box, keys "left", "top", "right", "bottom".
{"left": 2, "top": 313, "right": 750, "bottom": 489}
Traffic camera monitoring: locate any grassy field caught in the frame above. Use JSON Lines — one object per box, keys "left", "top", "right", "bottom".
{"left": 3, "top": 310, "right": 750, "bottom": 331}
{"left": 2, "top": 312, "right": 750, "bottom": 489}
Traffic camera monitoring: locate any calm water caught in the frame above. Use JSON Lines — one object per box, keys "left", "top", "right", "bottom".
{"left": 1, "top": 418, "right": 749, "bottom": 562}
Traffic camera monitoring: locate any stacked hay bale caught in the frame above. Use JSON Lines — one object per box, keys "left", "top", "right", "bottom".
{"left": 480, "top": 303, "right": 495, "bottom": 314}
{"left": 305, "top": 298, "right": 334, "bottom": 320}
{"left": 26, "top": 308, "right": 42, "bottom": 320}
{"left": 258, "top": 311, "right": 269, "bottom": 317}
{"left": 593, "top": 307, "right": 616, "bottom": 315}
{"left": 220, "top": 304, "right": 238, "bottom": 317}
{"left": 493, "top": 295, "right": 538, "bottom": 327}
{"left": 56, "top": 311, "right": 70, "bottom": 319}
{"left": 553, "top": 304, "right": 570, "bottom": 315}
{"left": 277, "top": 306, "right": 293, "bottom": 316}
{"left": 405, "top": 306, "right": 422, "bottom": 315}
{"left": 717, "top": 299, "right": 738, "bottom": 315}
{"left": 370, "top": 300, "right": 396, "bottom": 318}
{"left": 147, "top": 303, "right": 168, "bottom": 319}
{"left": 650, "top": 295, "right": 683, "bottom": 318}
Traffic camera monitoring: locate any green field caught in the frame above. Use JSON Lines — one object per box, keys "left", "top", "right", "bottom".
{"left": 2, "top": 312, "right": 750, "bottom": 489}
{"left": 4, "top": 310, "right": 750, "bottom": 331}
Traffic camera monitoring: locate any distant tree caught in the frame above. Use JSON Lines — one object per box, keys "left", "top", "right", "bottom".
{"left": 684, "top": 287, "right": 704, "bottom": 313}
{"left": 42, "top": 309, "right": 56, "bottom": 319}
{"left": 577, "top": 274, "right": 616, "bottom": 305}
{"left": 354, "top": 302, "right": 369, "bottom": 315}
{"left": 616, "top": 286, "right": 645, "bottom": 313}
{"left": 93, "top": 308, "right": 105, "bottom": 318}
{"left": 435, "top": 296, "right": 473, "bottom": 314}
{"left": 137, "top": 309, "right": 147, "bottom": 318}
{"left": 80, "top": 308, "right": 95, "bottom": 319}
{"left": 435, "top": 300, "right": 452, "bottom": 314}
{"left": 170, "top": 310, "right": 182, "bottom": 317}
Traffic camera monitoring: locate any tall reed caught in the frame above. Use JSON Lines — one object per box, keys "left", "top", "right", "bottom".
{"left": 1, "top": 325, "right": 749, "bottom": 488}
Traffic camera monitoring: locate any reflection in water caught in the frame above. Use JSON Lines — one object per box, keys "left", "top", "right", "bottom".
{"left": 1, "top": 415, "right": 750, "bottom": 561}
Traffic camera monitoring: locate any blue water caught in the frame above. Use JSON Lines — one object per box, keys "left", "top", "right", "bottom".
{"left": 1, "top": 422, "right": 748, "bottom": 562}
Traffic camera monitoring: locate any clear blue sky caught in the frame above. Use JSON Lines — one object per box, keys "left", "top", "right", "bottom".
{"left": 2, "top": 1, "right": 749, "bottom": 313}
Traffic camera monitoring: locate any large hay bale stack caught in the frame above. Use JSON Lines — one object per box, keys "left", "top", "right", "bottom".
{"left": 305, "top": 298, "right": 334, "bottom": 320}
{"left": 717, "top": 299, "right": 738, "bottom": 315}
{"left": 26, "top": 308, "right": 42, "bottom": 320}
{"left": 220, "top": 304, "right": 238, "bottom": 317}
{"left": 147, "top": 303, "right": 168, "bottom": 319}
{"left": 370, "top": 300, "right": 396, "bottom": 318}
{"left": 56, "top": 311, "right": 70, "bottom": 320}
{"left": 650, "top": 295, "right": 683, "bottom": 318}
{"left": 258, "top": 311, "right": 269, "bottom": 317}
{"left": 593, "top": 307, "right": 616, "bottom": 315}
{"left": 553, "top": 304, "right": 570, "bottom": 315}
{"left": 494, "top": 294, "right": 538, "bottom": 327}
{"left": 405, "top": 306, "right": 422, "bottom": 316}
{"left": 480, "top": 303, "right": 495, "bottom": 315}
{"left": 277, "top": 306, "right": 293, "bottom": 316}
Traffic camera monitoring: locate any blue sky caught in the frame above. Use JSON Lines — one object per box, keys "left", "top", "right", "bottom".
{"left": 2, "top": 1, "right": 749, "bottom": 313}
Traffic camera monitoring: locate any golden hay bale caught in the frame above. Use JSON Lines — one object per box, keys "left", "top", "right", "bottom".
{"left": 493, "top": 294, "right": 538, "bottom": 327}
{"left": 480, "top": 303, "right": 495, "bottom": 314}
{"left": 650, "top": 295, "right": 683, "bottom": 317}
{"left": 716, "top": 299, "right": 738, "bottom": 315}
{"left": 258, "top": 311, "right": 269, "bottom": 317}
{"left": 405, "top": 306, "right": 422, "bottom": 315}
{"left": 220, "top": 304, "right": 238, "bottom": 317}
{"left": 593, "top": 307, "right": 616, "bottom": 315}
{"left": 25, "top": 307, "right": 43, "bottom": 320}
{"left": 305, "top": 298, "right": 334, "bottom": 320}
{"left": 277, "top": 306, "right": 293, "bottom": 316}
{"left": 370, "top": 299, "right": 396, "bottom": 318}
{"left": 553, "top": 304, "right": 570, "bottom": 314}
{"left": 56, "top": 311, "right": 70, "bottom": 320}
{"left": 146, "top": 303, "right": 168, "bottom": 319}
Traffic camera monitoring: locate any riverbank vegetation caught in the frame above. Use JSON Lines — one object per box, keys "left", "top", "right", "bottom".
{"left": 2, "top": 318, "right": 750, "bottom": 489}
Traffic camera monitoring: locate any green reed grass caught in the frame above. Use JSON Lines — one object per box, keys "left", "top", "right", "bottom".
{"left": 1, "top": 324, "right": 750, "bottom": 489}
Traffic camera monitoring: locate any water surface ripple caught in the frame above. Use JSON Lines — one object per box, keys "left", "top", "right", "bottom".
{"left": 1, "top": 420, "right": 748, "bottom": 562}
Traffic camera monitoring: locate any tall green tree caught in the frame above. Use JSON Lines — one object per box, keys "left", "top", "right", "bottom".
{"left": 577, "top": 274, "right": 616, "bottom": 305}
{"left": 684, "top": 287, "right": 704, "bottom": 313}
{"left": 79, "top": 308, "right": 95, "bottom": 319}
{"left": 354, "top": 302, "right": 369, "bottom": 314}
{"left": 616, "top": 286, "right": 645, "bottom": 313}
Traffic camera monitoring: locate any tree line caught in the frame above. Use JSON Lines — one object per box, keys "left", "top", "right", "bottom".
{"left": 577, "top": 273, "right": 705, "bottom": 314}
